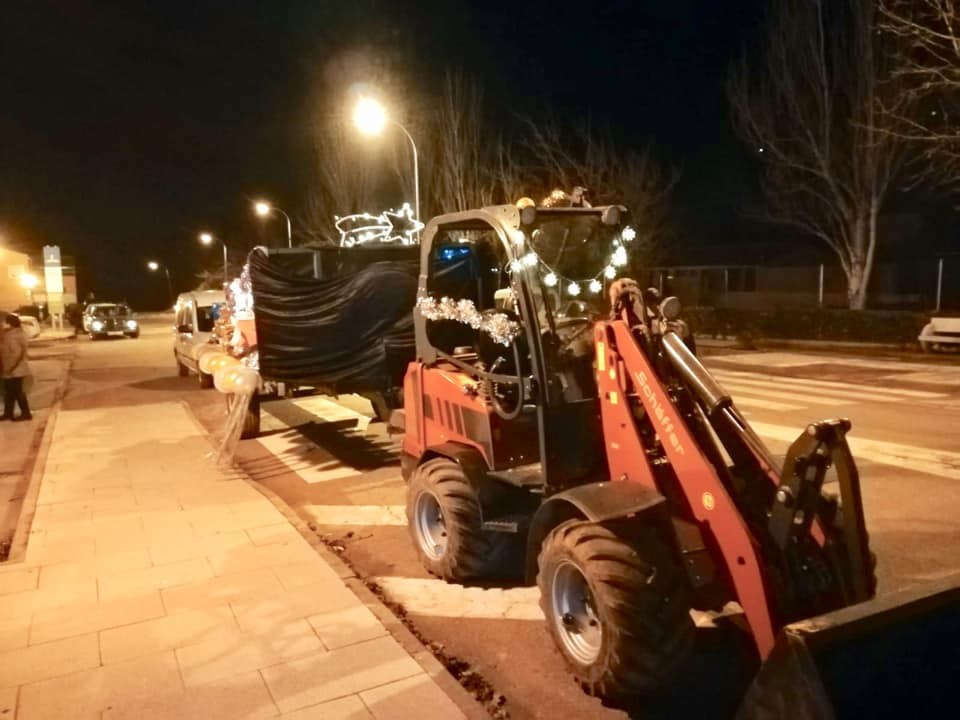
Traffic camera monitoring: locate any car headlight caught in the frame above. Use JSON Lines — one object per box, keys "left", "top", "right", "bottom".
{"left": 126, "top": 320, "right": 138, "bottom": 329}
{"left": 92, "top": 320, "right": 104, "bottom": 331}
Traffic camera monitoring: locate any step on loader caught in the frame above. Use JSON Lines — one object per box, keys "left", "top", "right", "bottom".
{"left": 393, "top": 202, "right": 959, "bottom": 714}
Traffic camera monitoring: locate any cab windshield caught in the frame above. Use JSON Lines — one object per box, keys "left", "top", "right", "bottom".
{"left": 93, "top": 304, "right": 131, "bottom": 318}
{"left": 525, "top": 214, "right": 625, "bottom": 331}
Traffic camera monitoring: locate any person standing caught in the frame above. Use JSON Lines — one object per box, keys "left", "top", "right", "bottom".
{"left": 1, "top": 314, "right": 32, "bottom": 421}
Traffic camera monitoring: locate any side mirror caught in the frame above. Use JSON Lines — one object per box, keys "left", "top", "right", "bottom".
{"left": 177, "top": 324, "right": 193, "bottom": 334}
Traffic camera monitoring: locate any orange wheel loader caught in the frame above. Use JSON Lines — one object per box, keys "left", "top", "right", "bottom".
{"left": 391, "top": 202, "right": 959, "bottom": 715}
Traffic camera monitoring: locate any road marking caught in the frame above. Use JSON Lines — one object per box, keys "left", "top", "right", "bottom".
{"left": 728, "top": 396, "right": 806, "bottom": 412}
{"left": 256, "top": 430, "right": 361, "bottom": 484}
{"left": 372, "top": 576, "right": 737, "bottom": 627}
{"left": 714, "top": 352, "right": 960, "bottom": 387}
{"left": 715, "top": 380, "right": 843, "bottom": 406}
{"left": 374, "top": 576, "right": 543, "bottom": 619}
{"left": 749, "top": 421, "right": 960, "bottom": 481}
{"left": 304, "top": 504, "right": 406, "bottom": 526}
{"left": 712, "top": 369, "right": 946, "bottom": 399}
{"left": 891, "top": 371, "right": 960, "bottom": 387}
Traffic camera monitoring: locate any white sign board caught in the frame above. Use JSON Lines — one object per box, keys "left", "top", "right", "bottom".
{"left": 43, "top": 245, "right": 64, "bottom": 294}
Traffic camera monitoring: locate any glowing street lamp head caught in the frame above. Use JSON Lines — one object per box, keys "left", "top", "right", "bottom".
{"left": 254, "top": 201, "right": 271, "bottom": 218}
{"left": 199, "top": 232, "right": 214, "bottom": 245}
{"left": 353, "top": 97, "right": 387, "bottom": 136}
{"left": 147, "top": 261, "right": 160, "bottom": 271}
{"left": 19, "top": 273, "right": 38, "bottom": 290}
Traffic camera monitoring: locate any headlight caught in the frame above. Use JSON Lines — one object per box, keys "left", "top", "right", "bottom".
{"left": 126, "top": 320, "right": 138, "bottom": 329}
{"left": 92, "top": 320, "right": 104, "bottom": 331}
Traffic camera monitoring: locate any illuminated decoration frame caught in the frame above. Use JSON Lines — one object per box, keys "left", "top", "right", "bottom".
{"left": 416, "top": 295, "right": 522, "bottom": 346}
{"left": 508, "top": 224, "right": 638, "bottom": 298}
{"left": 335, "top": 202, "right": 424, "bottom": 247}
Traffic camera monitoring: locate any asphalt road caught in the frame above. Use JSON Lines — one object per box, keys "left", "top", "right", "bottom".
{"left": 75, "top": 317, "right": 960, "bottom": 720}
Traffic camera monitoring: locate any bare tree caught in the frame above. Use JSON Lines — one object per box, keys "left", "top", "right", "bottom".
{"left": 300, "top": 117, "right": 380, "bottom": 244}
{"left": 880, "top": 0, "right": 960, "bottom": 189}
{"left": 426, "top": 72, "right": 524, "bottom": 214}
{"left": 729, "top": 0, "right": 912, "bottom": 309}
{"left": 300, "top": 47, "right": 411, "bottom": 243}
{"left": 520, "top": 117, "right": 677, "bottom": 260}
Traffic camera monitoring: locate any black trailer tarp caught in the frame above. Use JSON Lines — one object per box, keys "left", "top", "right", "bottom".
{"left": 249, "top": 248, "right": 418, "bottom": 392}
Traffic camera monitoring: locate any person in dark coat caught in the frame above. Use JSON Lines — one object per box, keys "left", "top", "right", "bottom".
{"left": 1, "top": 314, "right": 32, "bottom": 421}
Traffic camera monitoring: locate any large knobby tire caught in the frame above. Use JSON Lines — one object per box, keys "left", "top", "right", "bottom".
{"left": 177, "top": 358, "right": 189, "bottom": 377}
{"left": 198, "top": 370, "right": 214, "bottom": 389}
{"left": 406, "top": 457, "right": 510, "bottom": 582}
{"left": 537, "top": 520, "right": 695, "bottom": 698}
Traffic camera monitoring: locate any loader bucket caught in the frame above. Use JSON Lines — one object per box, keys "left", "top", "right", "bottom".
{"left": 738, "top": 574, "right": 960, "bottom": 719}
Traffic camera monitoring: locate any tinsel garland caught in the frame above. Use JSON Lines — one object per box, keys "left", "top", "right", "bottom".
{"left": 416, "top": 295, "right": 521, "bottom": 346}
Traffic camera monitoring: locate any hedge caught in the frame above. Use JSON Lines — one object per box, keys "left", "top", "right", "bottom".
{"left": 685, "top": 307, "right": 930, "bottom": 345}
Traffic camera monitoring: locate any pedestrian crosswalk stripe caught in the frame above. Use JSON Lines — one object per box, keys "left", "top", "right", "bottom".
{"left": 371, "top": 576, "right": 737, "bottom": 627}
{"left": 255, "top": 429, "right": 362, "bottom": 485}
{"left": 728, "top": 396, "right": 806, "bottom": 412}
{"left": 717, "top": 380, "right": 844, "bottom": 406}
{"left": 304, "top": 504, "right": 406, "bottom": 526}
{"left": 749, "top": 421, "right": 960, "bottom": 481}
{"left": 711, "top": 368, "right": 946, "bottom": 399}
{"left": 714, "top": 373, "right": 904, "bottom": 405}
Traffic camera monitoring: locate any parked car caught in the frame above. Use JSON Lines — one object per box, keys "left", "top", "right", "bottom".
{"left": 173, "top": 290, "right": 226, "bottom": 387}
{"left": 83, "top": 303, "right": 139, "bottom": 339}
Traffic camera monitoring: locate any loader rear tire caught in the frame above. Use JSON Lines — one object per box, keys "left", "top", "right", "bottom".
{"left": 406, "top": 457, "right": 510, "bottom": 582}
{"left": 537, "top": 520, "right": 695, "bottom": 698}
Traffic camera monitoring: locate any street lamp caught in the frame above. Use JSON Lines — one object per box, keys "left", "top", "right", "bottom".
{"left": 19, "top": 272, "right": 39, "bottom": 304}
{"left": 199, "top": 232, "right": 229, "bottom": 287}
{"left": 147, "top": 260, "right": 174, "bottom": 306}
{"left": 253, "top": 200, "right": 292, "bottom": 248}
{"left": 353, "top": 96, "right": 420, "bottom": 235}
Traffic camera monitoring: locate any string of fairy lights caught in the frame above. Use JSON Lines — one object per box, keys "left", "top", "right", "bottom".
{"left": 508, "top": 225, "right": 637, "bottom": 297}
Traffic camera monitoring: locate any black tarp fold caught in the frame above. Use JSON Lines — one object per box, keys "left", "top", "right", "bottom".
{"left": 249, "top": 249, "right": 417, "bottom": 391}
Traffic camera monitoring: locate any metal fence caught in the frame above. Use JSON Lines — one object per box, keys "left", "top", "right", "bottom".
{"left": 638, "top": 254, "right": 960, "bottom": 311}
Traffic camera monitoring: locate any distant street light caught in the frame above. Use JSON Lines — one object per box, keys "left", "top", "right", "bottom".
{"left": 253, "top": 200, "right": 292, "bottom": 248}
{"left": 147, "top": 260, "right": 174, "bottom": 305}
{"left": 199, "top": 232, "right": 229, "bottom": 287}
{"left": 19, "top": 272, "right": 39, "bottom": 303}
{"left": 353, "top": 97, "right": 420, "bottom": 235}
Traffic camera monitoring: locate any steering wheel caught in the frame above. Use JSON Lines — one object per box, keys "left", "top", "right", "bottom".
{"left": 476, "top": 310, "right": 526, "bottom": 421}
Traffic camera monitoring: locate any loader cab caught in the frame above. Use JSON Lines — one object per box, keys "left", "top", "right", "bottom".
{"left": 409, "top": 204, "right": 631, "bottom": 492}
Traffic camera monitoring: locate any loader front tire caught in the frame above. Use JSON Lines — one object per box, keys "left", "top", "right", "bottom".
{"left": 537, "top": 520, "right": 695, "bottom": 698}
{"left": 406, "top": 457, "right": 508, "bottom": 582}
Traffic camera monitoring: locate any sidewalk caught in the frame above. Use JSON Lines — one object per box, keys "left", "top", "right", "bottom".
{"left": 0, "top": 401, "right": 467, "bottom": 720}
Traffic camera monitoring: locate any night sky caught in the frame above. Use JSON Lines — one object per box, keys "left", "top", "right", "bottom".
{"left": 1, "top": 0, "right": 765, "bottom": 309}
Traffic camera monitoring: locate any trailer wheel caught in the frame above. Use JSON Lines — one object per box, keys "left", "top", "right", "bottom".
{"left": 406, "top": 458, "right": 508, "bottom": 582}
{"left": 538, "top": 520, "right": 694, "bottom": 698}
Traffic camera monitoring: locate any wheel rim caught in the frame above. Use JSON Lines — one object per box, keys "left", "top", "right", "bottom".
{"left": 551, "top": 560, "right": 603, "bottom": 665}
{"left": 414, "top": 491, "right": 447, "bottom": 561}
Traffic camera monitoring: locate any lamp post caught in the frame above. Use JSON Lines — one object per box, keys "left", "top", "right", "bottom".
{"left": 253, "top": 200, "right": 292, "bottom": 248}
{"left": 147, "top": 260, "right": 174, "bottom": 306}
{"left": 353, "top": 97, "right": 420, "bottom": 235}
{"left": 199, "top": 232, "right": 229, "bottom": 287}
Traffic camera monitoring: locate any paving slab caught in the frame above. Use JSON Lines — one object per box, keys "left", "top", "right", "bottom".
{"left": 0, "top": 399, "right": 470, "bottom": 719}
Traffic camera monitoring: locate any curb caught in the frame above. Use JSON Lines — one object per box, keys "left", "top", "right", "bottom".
{"left": 6, "top": 354, "right": 75, "bottom": 564}
{"left": 180, "top": 400, "right": 490, "bottom": 720}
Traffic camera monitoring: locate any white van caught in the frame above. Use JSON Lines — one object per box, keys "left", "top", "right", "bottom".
{"left": 173, "top": 290, "right": 226, "bottom": 387}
